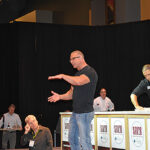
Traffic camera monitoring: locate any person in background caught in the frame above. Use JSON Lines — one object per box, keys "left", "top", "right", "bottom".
{"left": 0, "top": 104, "right": 22, "bottom": 149}
{"left": 21, "top": 115, "right": 53, "bottom": 150}
{"left": 130, "top": 64, "right": 150, "bottom": 110}
{"left": 48, "top": 50, "right": 98, "bottom": 150}
{"left": 93, "top": 88, "right": 114, "bottom": 112}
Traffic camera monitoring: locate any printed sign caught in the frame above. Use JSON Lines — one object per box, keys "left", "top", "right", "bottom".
{"left": 128, "top": 118, "right": 145, "bottom": 150}
{"left": 147, "top": 119, "right": 150, "bottom": 150}
{"left": 97, "top": 117, "right": 110, "bottom": 147}
{"left": 62, "top": 117, "right": 70, "bottom": 142}
{"left": 90, "top": 119, "right": 95, "bottom": 145}
{"left": 111, "top": 118, "right": 125, "bottom": 149}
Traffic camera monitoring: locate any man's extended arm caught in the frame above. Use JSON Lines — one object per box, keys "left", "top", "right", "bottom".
{"left": 130, "top": 93, "right": 144, "bottom": 110}
{"left": 48, "top": 74, "right": 90, "bottom": 86}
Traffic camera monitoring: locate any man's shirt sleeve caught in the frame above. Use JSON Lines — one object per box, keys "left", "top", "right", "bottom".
{"left": 132, "top": 80, "right": 146, "bottom": 97}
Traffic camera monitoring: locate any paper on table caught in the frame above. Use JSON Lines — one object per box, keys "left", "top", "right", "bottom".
{"left": 135, "top": 107, "right": 150, "bottom": 111}
{"left": 0, "top": 128, "right": 21, "bottom": 131}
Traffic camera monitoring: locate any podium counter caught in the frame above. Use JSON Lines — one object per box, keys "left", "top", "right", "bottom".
{"left": 60, "top": 111, "right": 150, "bottom": 150}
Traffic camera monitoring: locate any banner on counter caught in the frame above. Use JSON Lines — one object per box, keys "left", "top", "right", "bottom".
{"left": 111, "top": 118, "right": 125, "bottom": 149}
{"left": 62, "top": 117, "right": 70, "bottom": 142}
{"left": 147, "top": 119, "right": 150, "bottom": 150}
{"left": 97, "top": 117, "right": 110, "bottom": 147}
{"left": 90, "top": 118, "right": 95, "bottom": 146}
{"left": 128, "top": 118, "right": 145, "bottom": 150}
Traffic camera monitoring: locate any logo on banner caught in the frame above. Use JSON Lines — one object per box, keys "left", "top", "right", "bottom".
{"left": 112, "top": 120, "right": 124, "bottom": 144}
{"left": 99, "top": 120, "right": 108, "bottom": 143}
{"left": 131, "top": 121, "right": 144, "bottom": 147}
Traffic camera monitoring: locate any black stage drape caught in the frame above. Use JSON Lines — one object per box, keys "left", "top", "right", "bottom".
{"left": 1, "top": 20, "right": 150, "bottom": 146}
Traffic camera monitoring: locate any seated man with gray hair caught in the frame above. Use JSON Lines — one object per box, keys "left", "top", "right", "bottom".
{"left": 21, "top": 115, "right": 53, "bottom": 150}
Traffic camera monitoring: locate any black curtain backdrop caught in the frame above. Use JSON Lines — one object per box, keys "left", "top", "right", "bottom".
{"left": 1, "top": 20, "right": 150, "bottom": 144}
